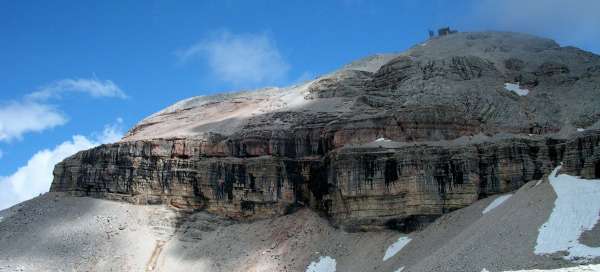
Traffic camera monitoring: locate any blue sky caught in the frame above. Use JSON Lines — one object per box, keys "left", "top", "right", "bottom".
{"left": 1, "top": 0, "right": 600, "bottom": 209}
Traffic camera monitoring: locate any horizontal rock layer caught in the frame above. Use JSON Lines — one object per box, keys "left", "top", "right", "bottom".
{"left": 562, "top": 130, "right": 600, "bottom": 179}
{"left": 50, "top": 130, "right": 600, "bottom": 230}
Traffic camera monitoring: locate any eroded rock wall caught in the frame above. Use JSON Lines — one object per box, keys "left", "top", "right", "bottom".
{"left": 50, "top": 131, "right": 599, "bottom": 230}
{"left": 51, "top": 139, "right": 319, "bottom": 220}
{"left": 562, "top": 131, "right": 600, "bottom": 179}
{"left": 322, "top": 137, "right": 565, "bottom": 230}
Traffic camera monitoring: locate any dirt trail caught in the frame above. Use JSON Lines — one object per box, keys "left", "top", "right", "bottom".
{"left": 146, "top": 240, "right": 166, "bottom": 272}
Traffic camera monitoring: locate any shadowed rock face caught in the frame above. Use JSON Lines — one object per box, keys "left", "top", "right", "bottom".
{"left": 51, "top": 31, "right": 600, "bottom": 230}
{"left": 562, "top": 131, "right": 600, "bottom": 179}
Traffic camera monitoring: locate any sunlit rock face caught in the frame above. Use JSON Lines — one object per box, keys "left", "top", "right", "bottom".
{"left": 51, "top": 31, "right": 600, "bottom": 230}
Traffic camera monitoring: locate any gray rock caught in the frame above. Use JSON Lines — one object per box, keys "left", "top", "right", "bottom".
{"left": 51, "top": 31, "right": 600, "bottom": 230}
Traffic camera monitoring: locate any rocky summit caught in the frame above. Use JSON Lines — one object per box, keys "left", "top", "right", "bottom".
{"left": 50, "top": 31, "right": 600, "bottom": 231}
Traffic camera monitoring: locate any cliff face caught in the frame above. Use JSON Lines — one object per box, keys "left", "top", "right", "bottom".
{"left": 50, "top": 31, "right": 600, "bottom": 230}
{"left": 562, "top": 131, "right": 600, "bottom": 179}
{"left": 50, "top": 132, "right": 600, "bottom": 230}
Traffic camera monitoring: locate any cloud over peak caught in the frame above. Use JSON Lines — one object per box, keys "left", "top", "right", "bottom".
{"left": 27, "top": 78, "right": 127, "bottom": 100}
{"left": 178, "top": 31, "right": 290, "bottom": 87}
{"left": 471, "top": 0, "right": 600, "bottom": 51}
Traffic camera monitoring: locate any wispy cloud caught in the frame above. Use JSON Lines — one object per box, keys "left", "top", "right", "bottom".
{"left": 94, "top": 117, "right": 124, "bottom": 143}
{"left": 0, "top": 77, "right": 125, "bottom": 142}
{"left": 27, "top": 78, "right": 127, "bottom": 100}
{"left": 470, "top": 0, "right": 600, "bottom": 51}
{"left": 0, "top": 101, "right": 67, "bottom": 142}
{"left": 0, "top": 119, "right": 124, "bottom": 210}
{"left": 177, "top": 31, "right": 290, "bottom": 87}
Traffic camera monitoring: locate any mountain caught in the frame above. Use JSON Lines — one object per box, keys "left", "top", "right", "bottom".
{"left": 2, "top": 31, "right": 600, "bottom": 272}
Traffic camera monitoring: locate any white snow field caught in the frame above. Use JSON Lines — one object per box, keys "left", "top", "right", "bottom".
{"left": 383, "top": 236, "right": 412, "bottom": 261}
{"left": 306, "top": 256, "right": 336, "bottom": 272}
{"left": 523, "top": 264, "right": 600, "bottom": 271}
{"left": 499, "top": 263, "right": 600, "bottom": 271}
{"left": 535, "top": 166, "right": 600, "bottom": 261}
{"left": 504, "top": 82, "right": 530, "bottom": 96}
{"left": 482, "top": 194, "right": 513, "bottom": 214}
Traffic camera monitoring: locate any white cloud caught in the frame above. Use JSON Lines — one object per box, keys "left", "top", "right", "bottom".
{"left": 178, "top": 31, "right": 290, "bottom": 87}
{"left": 0, "top": 78, "right": 125, "bottom": 142}
{"left": 27, "top": 78, "right": 127, "bottom": 100}
{"left": 94, "top": 117, "right": 124, "bottom": 143}
{"left": 471, "top": 0, "right": 600, "bottom": 50}
{"left": 0, "top": 101, "right": 67, "bottom": 142}
{"left": 0, "top": 120, "right": 123, "bottom": 211}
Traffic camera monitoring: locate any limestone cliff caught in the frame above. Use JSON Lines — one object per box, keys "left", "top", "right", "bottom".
{"left": 50, "top": 31, "right": 600, "bottom": 230}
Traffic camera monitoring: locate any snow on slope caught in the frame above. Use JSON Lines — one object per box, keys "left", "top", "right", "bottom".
{"left": 306, "top": 256, "right": 336, "bottom": 272}
{"left": 482, "top": 263, "right": 600, "bottom": 271}
{"left": 535, "top": 166, "right": 600, "bottom": 261}
{"left": 383, "top": 236, "right": 412, "bottom": 261}
{"left": 504, "top": 83, "right": 529, "bottom": 96}
{"left": 482, "top": 194, "right": 513, "bottom": 214}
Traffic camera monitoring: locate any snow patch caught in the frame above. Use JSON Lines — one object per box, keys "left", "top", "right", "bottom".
{"left": 504, "top": 83, "right": 529, "bottom": 96}
{"left": 482, "top": 194, "right": 513, "bottom": 214}
{"left": 272, "top": 79, "right": 317, "bottom": 110}
{"left": 306, "top": 256, "right": 336, "bottom": 272}
{"left": 394, "top": 267, "right": 405, "bottom": 272}
{"left": 534, "top": 166, "right": 600, "bottom": 261}
{"left": 279, "top": 88, "right": 307, "bottom": 108}
{"left": 577, "top": 128, "right": 586, "bottom": 132}
{"left": 383, "top": 236, "right": 412, "bottom": 261}
{"left": 501, "top": 263, "right": 600, "bottom": 271}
